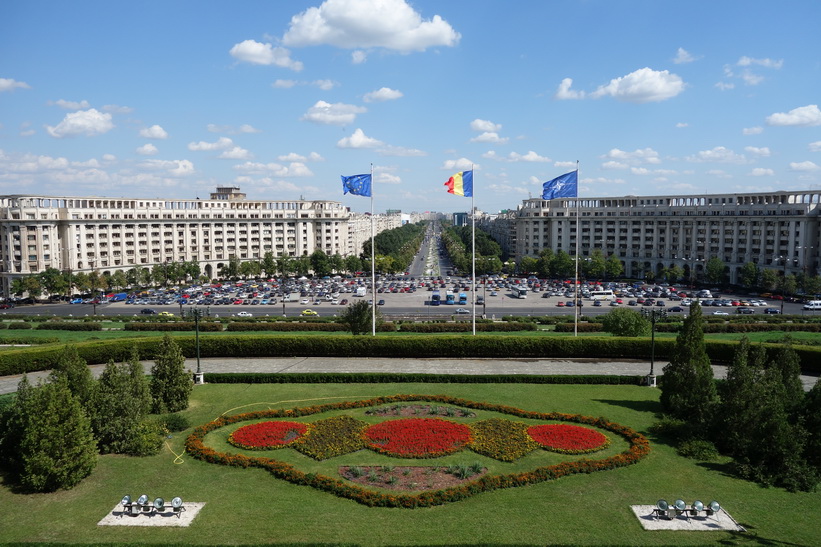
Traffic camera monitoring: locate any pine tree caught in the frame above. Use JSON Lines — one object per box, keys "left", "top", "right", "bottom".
{"left": 91, "top": 359, "right": 151, "bottom": 454}
{"left": 18, "top": 379, "right": 97, "bottom": 492}
{"left": 340, "top": 300, "right": 382, "bottom": 335}
{"left": 48, "top": 345, "right": 95, "bottom": 407}
{"left": 127, "top": 346, "right": 152, "bottom": 416}
{"left": 659, "top": 301, "right": 718, "bottom": 428}
{"left": 0, "top": 375, "right": 33, "bottom": 475}
{"left": 802, "top": 380, "right": 821, "bottom": 472}
{"left": 150, "top": 335, "right": 192, "bottom": 414}
{"left": 716, "top": 337, "right": 766, "bottom": 456}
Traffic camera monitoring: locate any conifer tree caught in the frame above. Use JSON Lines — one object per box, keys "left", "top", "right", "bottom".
{"left": 0, "top": 375, "right": 33, "bottom": 474}
{"left": 802, "top": 380, "right": 821, "bottom": 472}
{"left": 92, "top": 359, "right": 151, "bottom": 454}
{"left": 18, "top": 379, "right": 97, "bottom": 492}
{"left": 150, "top": 335, "right": 192, "bottom": 414}
{"left": 127, "top": 346, "right": 152, "bottom": 416}
{"left": 659, "top": 301, "right": 718, "bottom": 427}
{"left": 48, "top": 345, "right": 95, "bottom": 407}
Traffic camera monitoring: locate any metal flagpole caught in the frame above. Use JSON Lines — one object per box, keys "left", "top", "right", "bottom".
{"left": 573, "top": 161, "right": 580, "bottom": 337}
{"left": 471, "top": 165, "right": 476, "bottom": 336}
{"left": 370, "top": 163, "right": 376, "bottom": 336}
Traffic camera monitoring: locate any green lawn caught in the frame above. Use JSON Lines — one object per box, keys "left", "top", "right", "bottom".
{"left": 1, "top": 382, "right": 818, "bottom": 546}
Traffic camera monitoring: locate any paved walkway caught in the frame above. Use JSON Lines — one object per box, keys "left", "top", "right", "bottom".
{"left": 2, "top": 357, "right": 818, "bottom": 395}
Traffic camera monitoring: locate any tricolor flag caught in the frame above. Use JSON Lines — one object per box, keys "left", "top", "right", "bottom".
{"left": 341, "top": 173, "right": 372, "bottom": 197}
{"left": 541, "top": 170, "right": 578, "bottom": 200}
{"left": 444, "top": 170, "right": 473, "bottom": 197}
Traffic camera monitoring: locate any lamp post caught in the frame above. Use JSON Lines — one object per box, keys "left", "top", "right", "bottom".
{"left": 641, "top": 308, "right": 667, "bottom": 387}
{"left": 190, "top": 306, "right": 204, "bottom": 384}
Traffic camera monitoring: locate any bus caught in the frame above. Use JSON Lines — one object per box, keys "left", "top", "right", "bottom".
{"left": 431, "top": 290, "right": 441, "bottom": 306}
{"left": 458, "top": 292, "right": 467, "bottom": 305}
{"left": 446, "top": 291, "right": 455, "bottom": 305}
{"left": 590, "top": 290, "right": 615, "bottom": 301}
{"left": 516, "top": 287, "right": 528, "bottom": 299}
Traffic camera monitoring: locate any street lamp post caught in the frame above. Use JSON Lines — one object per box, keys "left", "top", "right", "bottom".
{"left": 190, "top": 306, "right": 204, "bottom": 384}
{"left": 641, "top": 308, "right": 667, "bottom": 387}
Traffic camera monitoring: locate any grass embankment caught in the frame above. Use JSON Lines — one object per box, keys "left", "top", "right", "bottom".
{"left": 0, "top": 383, "right": 819, "bottom": 546}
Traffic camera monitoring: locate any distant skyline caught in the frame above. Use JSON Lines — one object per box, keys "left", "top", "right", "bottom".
{"left": 1, "top": 0, "right": 820, "bottom": 214}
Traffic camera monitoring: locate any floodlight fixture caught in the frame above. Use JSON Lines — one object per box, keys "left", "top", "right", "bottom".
{"left": 709, "top": 500, "right": 721, "bottom": 513}
{"left": 656, "top": 499, "right": 668, "bottom": 511}
{"left": 674, "top": 499, "right": 686, "bottom": 511}
{"left": 171, "top": 497, "right": 183, "bottom": 509}
{"left": 693, "top": 500, "right": 704, "bottom": 512}
{"left": 154, "top": 497, "right": 165, "bottom": 510}
{"left": 121, "top": 495, "right": 131, "bottom": 506}
{"left": 137, "top": 494, "right": 149, "bottom": 506}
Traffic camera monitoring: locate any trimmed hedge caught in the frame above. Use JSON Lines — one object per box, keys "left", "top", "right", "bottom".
{"left": 124, "top": 321, "right": 223, "bottom": 332}
{"left": 7, "top": 322, "right": 32, "bottom": 330}
{"left": 1, "top": 334, "right": 819, "bottom": 376}
{"left": 35, "top": 322, "right": 102, "bottom": 331}
{"left": 204, "top": 372, "right": 645, "bottom": 385}
{"left": 554, "top": 323, "right": 604, "bottom": 333}
{"left": 398, "top": 322, "right": 537, "bottom": 333}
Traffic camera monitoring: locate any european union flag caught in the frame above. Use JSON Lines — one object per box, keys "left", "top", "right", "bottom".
{"left": 341, "top": 174, "right": 372, "bottom": 197}
{"left": 541, "top": 170, "right": 578, "bottom": 200}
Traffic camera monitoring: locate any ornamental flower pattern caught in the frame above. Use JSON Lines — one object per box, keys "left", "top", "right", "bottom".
{"left": 228, "top": 421, "right": 308, "bottom": 450}
{"left": 362, "top": 418, "right": 472, "bottom": 458}
{"left": 527, "top": 424, "right": 610, "bottom": 454}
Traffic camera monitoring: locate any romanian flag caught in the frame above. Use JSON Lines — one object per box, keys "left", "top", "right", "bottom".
{"left": 444, "top": 170, "right": 473, "bottom": 197}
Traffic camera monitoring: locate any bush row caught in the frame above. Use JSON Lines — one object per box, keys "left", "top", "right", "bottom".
{"left": 204, "top": 372, "right": 645, "bottom": 385}
{"left": 34, "top": 322, "right": 102, "bottom": 331}
{"left": 124, "top": 322, "right": 223, "bottom": 332}
{"left": 397, "top": 322, "right": 537, "bottom": 333}
{"left": 2, "top": 335, "right": 819, "bottom": 377}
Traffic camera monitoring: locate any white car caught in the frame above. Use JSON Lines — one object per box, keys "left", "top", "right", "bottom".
{"left": 712, "top": 310, "right": 729, "bottom": 316}
{"left": 235, "top": 311, "right": 253, "bottom": 317}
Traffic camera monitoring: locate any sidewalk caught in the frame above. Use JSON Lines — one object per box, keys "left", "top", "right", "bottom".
{"left": 2, "top": 357, "right": 818, "bottom": 395}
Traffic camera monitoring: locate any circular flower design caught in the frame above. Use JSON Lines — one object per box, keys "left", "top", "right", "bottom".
{"left": 527, "top": 424, "right": 609, "bottom": 454}
{"left": 229, "top": 421, "right": 308, "bottom": 450}
{"left": 363, "top": 418, "right": 472, "bottom": 458}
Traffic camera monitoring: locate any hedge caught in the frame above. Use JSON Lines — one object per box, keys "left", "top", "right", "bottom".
{"left": 204, "top": 372, "right": 645, "bottom": 385}
{"left": 124, "top": 322, "right": 223, "bottom": 332}
{"left": 397, "top": 322, "right": 537, "bottom": 333}
{"left": 35, "top": 322, "right": 102, "bottom": 331}
{"left": 554, "top": 323, "right": 604, "bottom": 333}
{"left": 2, "top": 335, "right": 819, "bottom": 376}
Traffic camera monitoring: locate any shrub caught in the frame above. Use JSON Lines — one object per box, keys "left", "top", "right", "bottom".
{"left": 677, "top": 439, "right": 719, "bottom": 461}
{"left": 36, "top": 322, "right": 102, "bottom": 331}
{"left": 161, "top": 412, "right": 191, "bottom": 432}
{"left": 8, "top": 322, "right": 32, "bottom": 330}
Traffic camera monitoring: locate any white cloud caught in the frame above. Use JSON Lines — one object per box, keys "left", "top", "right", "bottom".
{"left": 233, "top": 161, "right": 313, "bottom": 177}
{"left": 470, "top": 132, "right": 508, "bottom": 144}
{"left": 744, "top": 146, "right": 771, "bottom": 157}
{"left": 0, "top": 78, "right": 30, "bottom": 92}
{"left": 188, "top": 136, "right": 233, "bottom": 151}
{"left": 377, "top": 145, "right": 426, "bottom": 157}
{"left": 590, "top": 68, "right": 685, "bottom": 103}
{"left": 506, "top": 151, "right": 550, "bottom": 163}
{"left": 750, "top": 168, "right": 774, "bottom": 176}
{"left": 313, "top": 79, "right": 337, "bottom": 90}
{"left": 273, "top": 78, "right": 338, "bottom": 90}
{"left": 686, "top": 146, "right": 747, "bottom": 164}
{"left": 442, "top": 158, "right": 475, "bottom": 171}
{"left": 229, "top": 39, "right": 303, "bottom": 71}
{"left": 740, "top": 70, "right": 764, "bottom": 86}
{"left": 809, "top": 141, "right": 821, "bottom": 152}
{"left": 738, "top": 56, "right": 783, "bottom": 69}
{"left": 470, "top": 119, "right": 501, "bottom": 132}
{"left": 102, "top": 104, "right": 133, "bottom": 114}
{"left": 790, "top": 161, "right": 819, "bottom": 172}
{"left": 301, "top": 100, "right": 366, "bottom": 125}
{"left": 352, "top": 50, "right": 367, "bottom": 64}
{"left": 277, "top": 151, "right": 324, "bottom": 162}
{"left": 140, "top": 125, "right": 169, "bottom": 139}
{"left": 554, "top": 78, "right": 585, "bottom": 100}
{"left": 207, "top": 123, "right": 261, "bottom": 134}
{"left": 676, "top": 122, "right": 689, "bottom": 128}
{"left": 375, "top": 172, "right": 401, "bottom": 184}
{"left": 218, "top": 146, "right": 252, "bottom": 160}
{"left": 282, "top": 0, "right": 460, "bottom": 52}
{"left": 766, "top": 105, "right": 821, "bottom": 127}
{"left": 706, "top": 169, "right": 732, "bottom": 178}
{"left": 673, "top": 47, "right": 696, "bottom": 64}
{"left": 602, "top": 148, "right": 661, "bottom": 165}
{"left": 140, "top": 159, "right": 195, "bottom": 176}
{"left": 337, "top": 128, "right": 383, "bottom": 148}
{"left": 363, "top": 87, "right": 403, "bottom": 102}
{"left": 136, "top": 143, "right": 158, "bottom": 156}
{"left": 46, "top": 108, "right": 114, "bottom": 138}
{"left": 715, "top": 82, "right": 735, "bottom": 91}
{"left": 273, "top": 79, "right": 297, "bottom": 88}
{"left": 602, "top": 160, "right": 629, "bottom": 170}
{"left": 743, "top": 126, "right": 763, "bottom": 135}
{"left": 49, "top": 99, "right": 90, "bottom": 110}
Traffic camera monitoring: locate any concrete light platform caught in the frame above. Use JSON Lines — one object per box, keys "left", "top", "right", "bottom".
{"left": 97, "top": 502, "right": 205, "bottom": 527}
{"left": 630, "top": 505, "right": 745, "bottom": 532}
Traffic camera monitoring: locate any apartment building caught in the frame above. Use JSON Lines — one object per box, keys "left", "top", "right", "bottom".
{"left": 0, "top": 186, "right": 392, "bottom": 295}
{"left": 490, "top": 190, "right": 821, "bottom": 284}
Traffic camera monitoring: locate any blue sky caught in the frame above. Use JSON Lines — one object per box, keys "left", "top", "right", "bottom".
{"left": 1, "top": 0, "right": 820, "bottom": 214}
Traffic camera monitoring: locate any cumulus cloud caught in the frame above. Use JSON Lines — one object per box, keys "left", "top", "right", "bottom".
{"left": 207, "top": 123, "right": 261, "bottom": 134}
{"left": 743, "top": 126, "right": 763, "bottom": 135}
{"left": 233, "top": 161, "right": 313, "bottom": 177}
{"left": 352, "top": 50, "right": 367, "bottom": 64}
{"left": 790, "top": 161, "right": 819, "bottom": 172}
{"left": 470, "top": 119, "right": 501, "bottom": 132}
{"left": 273, "top": 78, "right": 338, "bottom": 90}
{"left": 673, "top": 47, "right": 697, "bottom": 64}
{"left": 229, "top": 39, "right": 303, "bottom": 71}
{"left": 282, "top": 0, "right": 460, "bottom": 52}
{"left": 102, "top": 104, "right": 134, "bottom": 114}
{"left": 46, "top": 108, "right": 114, "bottom": 138}
{"left": 363, "top": 87, "right": 403, "bottom": 102}
{"left": 139, "top": 125, "right": 168, "bottom": 140}
{"left": 377, "top": 145, "right": 426, "bottom": 157}
{"left": 442, "top": 158, "right": 475, "bottom": 171}
{"left": 140, "top": 159, "right": 195, "bottom": 176}
{"left": 486, "top": 150, "right": 550, "bottom": 163}
{"left": 554, "top": 78, "right": 585, "bottom": 100}
{"left": 0, "top": 78, "right": 30, "bottom": 92}
{"left": 136, "top": 143, "right": 158, "bottom": 156}
{"left": 602, "top": 148, "right": 661, "bottom": 165}
{"left": 686, "top": 146, "right": 747, "bottom": 164}
{"left": 470, "top": 132, "right": 508, "bottom": 144}
{"left": 738, "top": 56, "right": 783, "bottom": 69}
{"left": 676, "top": 122, "right": 689, "bottom": 128}
{"left": 218, "top": 147, "right": 252, "bottom": 160}
{"left": 277, "top": 152, "right": 324, "bottom": 162}
{"left": 301, "top": 100, "right": 366, "bottom": 125}
{"left": 750, "top": 168, "right": 774, "bottom": 176}
{"left": 188, "top": 137, "right": 233, "bottom": 151}
{"left": 744, "top": 146, "right": 771, "bottom": 157}
{"left": 809, "top": 141, "right": 821, "bottom": 152}
{"left": 337, "top": 128, "right": 383, "bottom": 148}
{"left": 590, "top": 67, "right": 685, "bottom": 103}
{"left": 49, "top": 99, "right": 90, "bottom": 110}
{"left": 766, "top": 105, "right": 821, "bottom": 127}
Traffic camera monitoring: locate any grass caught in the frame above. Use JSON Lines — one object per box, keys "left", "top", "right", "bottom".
{"left": 1, "top": 382, "right": 819, "bottom": 546}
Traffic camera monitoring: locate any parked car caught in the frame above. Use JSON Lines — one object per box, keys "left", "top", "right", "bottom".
{"left": 158, "top": 311, "right": 175, "bottom": 317}
{"left": 140, "top": 308, "right": 157, "bottom": 315}
{"left": 712, "top": 310, "right": 729, "bottom": 316}
{"left": 669, "top": 306, "right": 684, "bottom": 313}
{"left": 763, "top": 307, "right": 781, "bottom": 314}
{"left": 455, "top": 308, "right": 470, "bottom": 314}
{"left": 377, "top": 299, "right": 385, "bottom": 306}
{"left": 301, "top": 309, "right": 318, "bottom": 316}
{"left": 70, "top": 298, "right": 83, "bottom": 304}
{"left": 235, "top": 311, "right": 253, "bottom": 318}
{"left": 736, "top": 307, "right": 754, "bottom": 314}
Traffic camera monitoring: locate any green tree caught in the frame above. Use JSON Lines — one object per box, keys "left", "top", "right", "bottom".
{"left": 551, "top": 250, "right": 575, "bottom": 278}
{"left": 310, "top": 250, "right": 331, "bottom": 277}
{"left": 150, "top": 335, "right": 192, "bottom": 414}
{"left": 600, "top": 308, "right": 650, "bottom": 337}
{"left": 48, "top": 345, "right": 95, "bottom": 408}
{"left": 329, "top": 253, "right": 344, "bottom": 275}
{"left": 340, "top": 300, "right": 382, "bottom": 335}
{"left": 760, "top": 268, "right": 778, "bottom": 291}
{"left": 221, "top": 256, "right": 241, "bottom": 279}
{"left": 660, "top": 301, "right": 718, "bottom": 428}
{"left": 739, "top": 262, "right": 759, "bottom": 288}
{"left": 277, "top": 254, "right": 294, "bottom": 277}
{"left": 536, "top": 248, "right": 554, "bottom": 278}
{"left": 110, "top": 270, "right": 128, "bottom": 291}
{"left": 239, "top": 260, "right": 261, "bottom": 279}
{"left": 586, "top": 249, "right": 607, "bottom": 279}
{"left": 18, "top": 378, "right": 97, "bottom": 492}
{"left": 261, "top": 252, "right": 277, "bottom": 278}
{"left": 92, "top": 359, "right": 151, "bottom": 454}
{"left": 802, "top": 379, "right": 821, "bottom": 473}
{"left": 39, "top": 267, "right": 69, "bottom": 297}
{"left": 665, "top": 264, "right": 684, "bottom": 284}
{"left": 778, "top": 273, "right": 798, "bottom": 297}
{"left": 518, "top": 256, "right": 538, "bottom": 275}
{"left": 605, "top": 254, "right": 624, "bottom": 280}
{"left": 705, "top": 257, "right": 726, "bottom": 284}
{"left": 344, "top": 255, "right": 362, "bottom": 275}
{"left": 0, "top": 375, "right": 34, "bottom": 474}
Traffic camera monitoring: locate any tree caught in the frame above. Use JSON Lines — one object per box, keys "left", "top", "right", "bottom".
{"left": 518, "top": 256, "right": 538, "bottom": 275}
{"left": 665, "top": 264, "right": 684, "bottom": 284}
{"left": 344, "top": 255, "right": 362, "bottom": 275}
{"left": 0, "top": 375, "right": 33, "bottom": 474}
{"left": 802, "top": 380, "right": 821, "bottom": 473}
{"left": 601, "top": 308, "right": 650, "bottom": 337}
{"left": 277, "top": 254, "right": 294, "bottom": 277}
{"left": 551, "top": 250, "right": 575, "bottom": 278}
{"left": 760, "top": 269, "right": 778, "bottom": 291}
{"left": 586, "top": 249, "right": 607, "bottom": 279}
{"left": 221, "top": 256, "right": 241, "bottom": 279}
{"left": 660, "top": 301, "right": 718, "bottom": 428}
{"left": 49, "top": 345, "right": 95, "bottom": 408}
{"left": 310, "top": 250, "right": 331, "bottom": 277}
{"left": 536, "top": 248, "right": 554, "bottom": 278}
{"left": 739, "top": 262, "right": 759, "bottom": 288}
{"left": 261, "top": 252, "right": 277, "bottom": 278}
{"left": 39, "top": 267, "right": 69, "bottom": 297}
{"left": 705, "top": 257, "right": 726, "bottom": 284}
{"left": 150, "top": 335, "right": 193, "bottom": 414}
{"left": 110, "top": 270, "right": 128, "bottom": 291}
{"left": 91, "top": 359, "right": 150, "bottom": 454}
{"left": 18, "top": 378, "right": 97, "bottom": 492}
{"left": 340, "top": 300, "right": 382, "bottom": 335}
{"left": 605, "top": 254, "right": 624, "bottom": 280}
{"left": 329, "top": 253, "right": 344, "bottom": 275}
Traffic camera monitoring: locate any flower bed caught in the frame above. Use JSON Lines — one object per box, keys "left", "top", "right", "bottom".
{"left": 228, "top": 421, "right": 308, "bottom": 450}
{"left": 295, "top": 415, "right": 368, "bottom": 460}
{"left": 469, "top": 418, "right": 540, "bottom": 462}
{"left": 527, "top": 424, "right": 610, "bottom": 454}
{"left": 185, "top": 394, "right": 650, "bottom": 508}
{"left": 362, "top": 418, "right": 472, "bottom": 458}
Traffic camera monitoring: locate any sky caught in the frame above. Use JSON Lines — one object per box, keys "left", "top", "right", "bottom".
{"left": 1, "top": 0, "right": 820, "bottom": 214}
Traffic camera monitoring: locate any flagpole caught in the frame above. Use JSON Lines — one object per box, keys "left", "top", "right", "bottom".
{"left": 574, "top": 160, "right": 580, "bottom": 337}
{"left": 471, "top": 165, "right": 476, "bottom": 336}
{"left": 370, "top": 163, "right": 376, "bottom": 337}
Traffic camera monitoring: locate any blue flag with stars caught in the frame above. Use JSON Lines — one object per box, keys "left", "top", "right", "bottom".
{"left": 341, "top": 173, "right": 372, "bottom": 197}
{"left": 541, "top": 170, "right": 578, "bottom": 200}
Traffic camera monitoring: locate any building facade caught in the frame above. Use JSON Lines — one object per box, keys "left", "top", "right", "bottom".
{"left": 0, "top": 186, "right": 404, "bottom": 295}
{"left": 503, "top": 190, "right": 821, "bottom": 284}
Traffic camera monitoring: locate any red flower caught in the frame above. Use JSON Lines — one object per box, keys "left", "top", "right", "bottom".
{"left": 363, "top": 418, "right": 472, "bottom": 458}
{"left": 527, "top": 424, "right": 609, "bottom": 453}
{"left": 229, "top": 421, "right": 308, "bottom": 450}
